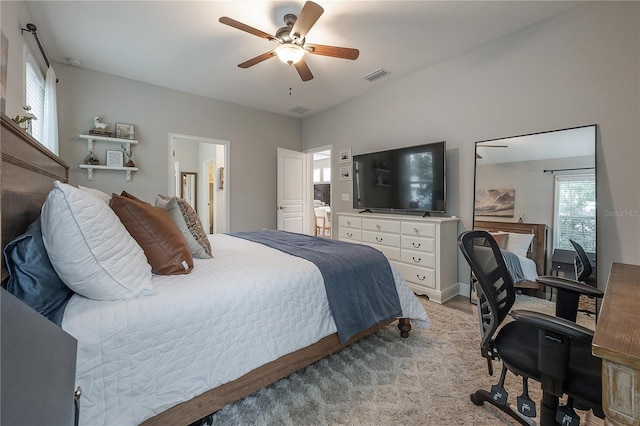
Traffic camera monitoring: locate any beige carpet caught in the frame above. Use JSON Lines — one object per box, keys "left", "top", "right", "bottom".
{"left": 205, "top": 295, "right": 599, "bottom": 425}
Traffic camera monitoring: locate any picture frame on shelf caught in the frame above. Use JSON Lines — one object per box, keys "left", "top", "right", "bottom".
{"left": 115, "top": 122, "right": 135, "bottom": 140}
{"left": 339, "top": 165, "right": 352, "bottom": 181}
{"left": 339, "top": 148, "right": 352, "bottom": 163}
{"left": 106, "top": 149, "right": 124, "bottom": 167}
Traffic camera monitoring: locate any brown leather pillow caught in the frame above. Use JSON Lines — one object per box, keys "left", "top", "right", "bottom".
{"left": 481, "top": 232, "right": 509, "bottom": 249}
{"left": 110, "top": 194, "right": 194, "bottom": 275}
{"left": 120, "top": 190, "right": 149, "bottom": 205}
{"left": 492, "top": 233, "right": 509, "bottom": 249}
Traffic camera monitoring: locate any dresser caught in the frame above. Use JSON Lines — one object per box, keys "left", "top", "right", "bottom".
{"left": 338, "top": 213, "right": 459, "bottom": 303}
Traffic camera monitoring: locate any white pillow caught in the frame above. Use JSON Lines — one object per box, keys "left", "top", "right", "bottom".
{"left": 505, "top": 232, "right": 534, "bottom": 257}
{"left": 78, "top": 185, "right": 111, "bottom": 203}
{"left": 41, "top": 181, "right": 154, "bottom": 300}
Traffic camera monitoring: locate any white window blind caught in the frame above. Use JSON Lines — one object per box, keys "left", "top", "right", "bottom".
{"left": 25, "top": 50, "right": 45, "bottom": 142}
{"left": 554, "top": 174, "right": 596, "bottom": 252}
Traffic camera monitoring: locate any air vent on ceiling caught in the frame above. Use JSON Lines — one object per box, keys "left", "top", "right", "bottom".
{"left": 363, "top": 68, "right": 390, "bottom": 82}
{"left": 289, "top": 106, "right": 311, "bottom": 114}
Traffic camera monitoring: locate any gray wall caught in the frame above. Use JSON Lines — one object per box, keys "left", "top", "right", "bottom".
{"left": 3, "top": 1, "right": 638, "bottom": 290}
{"left": 302, "top": 2, "right": 640, "bottom": 288}
{"left": 54, "top": 64, "right": 301, "bottom": 232}
{"left": 475, "top": 155, "right": 595, "bottom": 227}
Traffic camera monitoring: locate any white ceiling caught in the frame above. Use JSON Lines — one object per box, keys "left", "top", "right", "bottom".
{"left": 476, "top": 125, "right": 596, "bottom": 164}
{"left": 24, "top": 1, "right": 582, "bottom": 118}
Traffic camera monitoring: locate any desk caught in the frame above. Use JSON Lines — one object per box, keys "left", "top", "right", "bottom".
{"left": 551, "top": 248, "right": 596, "bottom": 280}
{"left": 592, "top": 262, "right": 640, "bottom": 425}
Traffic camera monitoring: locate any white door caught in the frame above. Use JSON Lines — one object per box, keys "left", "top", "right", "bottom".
{"left": 277, "top": 147, "right": 307, "bottom": 233}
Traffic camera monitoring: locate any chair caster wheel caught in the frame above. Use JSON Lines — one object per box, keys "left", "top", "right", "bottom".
{"left": 470, "top": 393, "right": 484, "bottom": 406}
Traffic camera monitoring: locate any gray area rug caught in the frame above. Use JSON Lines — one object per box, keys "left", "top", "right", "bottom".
{"left": 207, "top": 295, "right": 597, "bottom": 425}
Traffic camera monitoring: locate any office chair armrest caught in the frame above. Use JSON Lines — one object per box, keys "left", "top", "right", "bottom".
{"left": 536, "top": 275, "right": 604, "bottom": 298}
{"left": 510, "top": 309, "right": 594, "bottom": 343}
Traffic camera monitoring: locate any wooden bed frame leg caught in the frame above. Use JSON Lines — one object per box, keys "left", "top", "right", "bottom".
{"left": 398, "top": 318, "right": 411, "bottom": 338}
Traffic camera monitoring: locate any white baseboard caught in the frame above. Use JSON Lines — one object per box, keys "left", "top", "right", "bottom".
{"left": 458, "top": 282, "right": 471, "bottom": 297}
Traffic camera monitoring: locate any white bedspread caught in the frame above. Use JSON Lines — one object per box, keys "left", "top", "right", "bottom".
{"left": 516, "top": 252, "right": 539, "bottom": 281}
{"left": 62, "top": 234, "right": 430, "bottom": 425}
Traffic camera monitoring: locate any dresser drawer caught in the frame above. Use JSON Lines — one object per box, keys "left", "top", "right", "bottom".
{"left": 393, "top": 262, "right": 435, "bottom": 289}
{"left": 401, "top": 235, "right": 436, "bottom": 253}
{"left": 339, "top": 227, "right": 361, "bottom": 242}
{"left": 401, "top": 249, "right": 435, "bottom": 268}
{"left": 362, "top": 230, "right": 400, "bottom": 247}
{"left": 401, "top": 222, "right": 436, "bottom": 238}
{"left": 363, "top": 243, "right": 401, "bottom": 262}
{"left": 339, "top": 216, "right": 361, "bottom": 229}
{"left": 362, "top": 218, "right": 401, "bottom": 233}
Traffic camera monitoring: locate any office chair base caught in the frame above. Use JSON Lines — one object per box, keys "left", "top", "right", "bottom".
{"left": 470, "top": 390, "right": 534, "bottom": 426}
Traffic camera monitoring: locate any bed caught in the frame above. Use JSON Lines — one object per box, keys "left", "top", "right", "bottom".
{"left": 474, "top": 220, "right": 548, "bottom": 293}
{"left": 1, "top": 115, "right": 430, "bottom": 426}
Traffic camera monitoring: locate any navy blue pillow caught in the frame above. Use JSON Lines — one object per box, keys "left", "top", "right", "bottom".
{"left": 3, "top": 218, "right": 73, "bottom": 326}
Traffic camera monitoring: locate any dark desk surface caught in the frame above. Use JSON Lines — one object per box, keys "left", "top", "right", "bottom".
{"left": 551, "top": 248, "right": 596, "bottom": 278}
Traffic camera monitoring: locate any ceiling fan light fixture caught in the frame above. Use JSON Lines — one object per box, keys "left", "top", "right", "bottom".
{"left": 275, "top": 44, "right": 305, "bottom": 64}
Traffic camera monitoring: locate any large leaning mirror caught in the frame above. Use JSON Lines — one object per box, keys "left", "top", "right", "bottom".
{"left": 472, "top": 125, "right": 596, "bottom": 303}
{"left": 181, "top": 172, "right": 197, "bottom": 210}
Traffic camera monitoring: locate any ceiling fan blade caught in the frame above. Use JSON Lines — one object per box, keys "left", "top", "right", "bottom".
{"left": 306, "top": 44, "right": 360, "bottom": 60}
{"left": 294, "top": 58, "right": 314, "bottom": 81}
{"left": 290, "top": 1, "right": 324, "bottom": 41}
{"left": 219, "top": 17, "right": 276, "bottom": 41}
{"left": 238, "top": 51, "right": 276, "bottom": 68}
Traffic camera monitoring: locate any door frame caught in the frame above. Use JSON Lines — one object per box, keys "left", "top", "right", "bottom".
{"left": 168, "top": 133, "right": 230, "bottom": 233}
{"left": 305, "top": 145, "right": 333, "bottom": 235}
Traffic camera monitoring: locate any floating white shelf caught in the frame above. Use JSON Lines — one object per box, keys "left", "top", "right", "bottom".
{"left": 78, "top": 134, "right": 140, "bottom": 181}
{"left": 79, "top": 164, "right": 139, "bottom": 182}
{"left": 79, "top": 134, "right": 138, "bottom": 152}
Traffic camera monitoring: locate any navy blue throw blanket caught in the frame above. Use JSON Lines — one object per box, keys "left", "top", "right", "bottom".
{"left": 502, "top": 249, "right": 526, "bottom": 283}
{"left": 229, "top": 230, "right": 403, "bottom": 344}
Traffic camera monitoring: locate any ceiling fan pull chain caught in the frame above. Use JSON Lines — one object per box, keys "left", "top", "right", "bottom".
{"left": 289, "top": 64, "right": 293, "bottom": 96}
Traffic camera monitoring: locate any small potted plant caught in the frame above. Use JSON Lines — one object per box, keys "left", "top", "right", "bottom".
{"left": 12, "top": 105, "right": 37, "bottom": 134}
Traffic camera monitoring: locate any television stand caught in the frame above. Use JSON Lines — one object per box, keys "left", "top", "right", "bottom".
{"left": 358, "top": 209, "right": 373, "bottom": 214}
{"left": 422, "top": 211, "right": 431, "bottom": 217}
{"left": 336, "top": 212, "right": 459, "bottom": 304}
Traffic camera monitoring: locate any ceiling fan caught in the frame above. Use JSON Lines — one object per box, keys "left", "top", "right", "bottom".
{"left": 219, "top": 1, "right": 359, "bottom": 82}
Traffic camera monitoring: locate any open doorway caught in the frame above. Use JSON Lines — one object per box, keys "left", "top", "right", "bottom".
{"left": 169, "top": 133, "right": 230, "bottom": 233}
{"left": 309, "top": 146, "right": 332, "bottom": 237}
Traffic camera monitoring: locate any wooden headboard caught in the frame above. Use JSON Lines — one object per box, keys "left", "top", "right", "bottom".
{"left": 1, "top": 114, "right": 69, "bottom": 285}
{"left": 474, "top": 220, "right": 548, "bottom": 276}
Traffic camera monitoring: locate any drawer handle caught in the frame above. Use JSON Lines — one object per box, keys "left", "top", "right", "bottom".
{"left": 412, "top": 256, "right": 421, "bottom": 263}
{"left": 412, "top": 242, "right": 421, "bottom": 248}
{"left": 347, "top": 232, "right": 353, "bottom": 237}
{"left": 413, "top": 227, "right": 419, "bottom": 234}
{"left": 416, "top": 275, "right": 426, "bottom": 281}
{"left": 376, "top": 237, "right": 383, "bottom": 242}
{"left": 376, "top": 224, "right": 381, "bottom": 230}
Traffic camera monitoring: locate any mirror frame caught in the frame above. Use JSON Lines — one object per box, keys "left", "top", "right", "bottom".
{"left": 471, "top": 124, "right": 597, "bottom": 301}
{"left": 181, "top": 172, "right": 197, "bottom": 210}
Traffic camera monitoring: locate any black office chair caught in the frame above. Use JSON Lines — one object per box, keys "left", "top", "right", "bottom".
{"left": 569, "top": 239, "right": 597, "bottom": 318}
{"left": 458, "top": 230, "right": 605, "bottom": 425}
{"left": 569, "top": 239, "right": 594, "bottom": 284}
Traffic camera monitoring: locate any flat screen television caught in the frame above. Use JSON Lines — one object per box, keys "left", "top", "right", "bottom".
{"left": 352, "top": 141, "right": 446, "bottom": 214}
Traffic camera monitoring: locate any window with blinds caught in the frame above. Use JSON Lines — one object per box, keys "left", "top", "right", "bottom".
{"left": 25, "top": 50, "right": 45, "bottom": 142}
{"left": 554, "top": 174, "right": 596, "bottom": 252}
